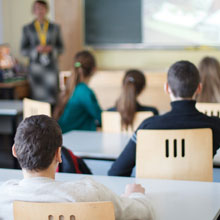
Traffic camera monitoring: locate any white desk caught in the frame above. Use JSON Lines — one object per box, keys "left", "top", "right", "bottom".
{"left": 0, "top": 100, "right": 23, "bottom": 134}
{"left": 63, "top": 130, "right": 220, "bottom": 169}
{"left": 63, "top": 131, "right": 130, "bottom": 160}
{"left": 0, "top": 168, "right": 220, "bottom": 220}
{"left": 0, "top": 100, "right": 23, "bottom": 116}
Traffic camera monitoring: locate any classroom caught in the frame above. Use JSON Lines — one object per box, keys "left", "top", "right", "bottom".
{"left": 1, "top": 0, "right": 220, "bottom": 219}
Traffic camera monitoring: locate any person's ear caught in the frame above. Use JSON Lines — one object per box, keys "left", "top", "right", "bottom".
{"left": 195, "top": 83, "right": 202, "bottom": 95}
{"left": 56, "top": 147, "right": 62, "bottom": 163}
{"left": 164, "top": 82, "right": 170, "bottom": 94}
{"left": 12, "top": 145, "right": 17, "bottom": 158}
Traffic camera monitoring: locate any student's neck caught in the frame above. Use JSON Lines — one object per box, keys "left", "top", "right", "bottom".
{"left": 80, "top": 77, "right": 90, "bottom": 85}
{"left": 22, "top": 167, "right": 56, "bottom": 180}
{"left": 170, "top": 95, "right": 195, "bottom": 102}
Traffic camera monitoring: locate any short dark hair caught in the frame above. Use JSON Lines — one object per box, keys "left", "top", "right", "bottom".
{"left": 14, "top": 115, "right": 62, "bottom": 171}
{"left": 168, "top": 60, "right": 200, "bottom": 98}
{"left": 33, "top": 0, "right": 49, "bottom": 11}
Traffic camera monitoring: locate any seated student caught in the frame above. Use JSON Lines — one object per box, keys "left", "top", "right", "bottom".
{"left": 0, "top": 115, "right": 154, "bottom": 220}
{"left": 53, "top": 50, "right": 102, "bottom": 133}
{"left": 108, "top": 60, "right": 220, "bottom": 177}
{"left": 108, "top": 69, "right": 158, "bottom": 130}
{"left": 197, "top": 56, "right": 220, "bottom": 103}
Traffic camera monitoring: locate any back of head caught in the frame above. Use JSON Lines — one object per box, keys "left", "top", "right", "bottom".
{"left": 73, "top": 50, "right": 96, "bottom": 85}
{"left": 198, "top": 56, "right": 220, "bottom": 102}
{"left": 123, "top": 69, "right": 146, "bottom": 95}
{"left": 168, "top": 61, "right": 200, "bottom": 98}
{"left": 117, "top": 69, "right": 146, "bottom": 130}
{"left": 66, "top": 50, "right": 96, "bottom": 95}
{"left": 14, "top": 115, "right": 62, "bottom": 171}
{"left": 53, "top": 50, "right": 96, "bottom": 120}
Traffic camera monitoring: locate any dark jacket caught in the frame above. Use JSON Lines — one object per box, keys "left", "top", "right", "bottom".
{"left": 21, "top": 21, "right": 64, "bottom": 65}
{"left": 108, "top": 100, "right": 220, "bottom": 176}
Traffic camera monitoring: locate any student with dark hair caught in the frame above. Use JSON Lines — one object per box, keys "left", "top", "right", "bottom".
{"left": 53, "top": 50, "right": 102, "bottom": 133}
{"left": 0, "top": 115, "right": 154, "bottom": 220}
{"left": 32, "top": 0, "right": 49, "bottom": 10}
{"left": 108, "top": 69, "right": 158, "bottom": 130}
{"left": 20, "top": 0, "right": 64, "bottom": 105}
{"left": 108, "top": 60, "right": 220, "bottom": 177}
{"left": 197, "top": 56, "right": 220, "bottom": 103}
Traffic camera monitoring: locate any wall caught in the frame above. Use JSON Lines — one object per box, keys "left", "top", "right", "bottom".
{"left": 0, "top": 0, "right": 3, "bottom": 44}
{"left": 93, "top": 49, "right": 220, "bottom": 71}
{"left": 54, "top": 0, "right": 83, "bottom": 70}
{"left": 1, "top": 0, "right": 53, "bottom": 63}
{"left": 89, "top": 71, "right": 170, "bottom": 113}
{"left": 2, "top": 0, "right": 220, "bottom": 71}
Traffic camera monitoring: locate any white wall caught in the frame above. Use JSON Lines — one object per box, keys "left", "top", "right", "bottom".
{"left": 1, "top": 0, "right": 54, "bottom": 62}
{"left": 0, "top": 0, "right": 3, "bottom": 44}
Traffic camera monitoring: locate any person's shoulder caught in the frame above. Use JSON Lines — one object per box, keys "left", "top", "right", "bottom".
{"left": 49, "top": 22, "right": 61, "bottom": 30}
{"left": 141, "top": 105, "right": 159, "bottom": 115}
{"left": 191, "top": 111, "right": 220, "bottom": 131}
{"left": 63, "top": 177, "right": 103, "bottom": 193}
{"left": 137, "top": 110, "right": 172, "bottom": 129}
{"left": 0, "top": 179, "right": 20, "bottom": 188}
{"left": 205, "top": 115, "right": 220, "bottom": 125}
{"left": 107, "top": 107, "right": 116, "bottom": 111}
{"left": 23, "top": 21, "right": 34, "bottom": 30}
{"left": 76, "top": 83, "right": 91, "bottom": 92}
{"left": 195, "top": 109, "right": 220, "bottom": 121}
{"left": 75, "top": 83, "right": 94, "bottom": 97}
{"left": 137, "top": 115, "right": 160, "bottom": 129}
{"left": 137, "top": 103, "right": 158, "bottom": 115}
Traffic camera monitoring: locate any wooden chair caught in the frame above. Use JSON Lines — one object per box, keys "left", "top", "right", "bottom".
{"left": 101, "top": 111, "right": 154, "bottom": 133}
{"left": 13, "top": 201, "right": 115, "bottom": 220}
{"left": 196, "top": 102, "right": 220, "bottom": 117}
{"left": 136, "top": 128, "right": 213, "bottom": 181}
{"left": 59, "top": 71, "right": 72, "bottom": 91}
{"left": 23, "top": 98, "right": 51, "bottom": 119}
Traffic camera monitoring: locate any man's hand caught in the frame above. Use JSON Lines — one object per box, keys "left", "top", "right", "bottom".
{"left": 122, "top": 183, "right": 145, "bottom": 197}
{"left": 43, "top": 45, "right": 52, "bottom": 53}
{"left": 36, "top": 45, "right": 52, "bottom": 53}
{"left": 36, "top": 45, "right": 44, "bottom": 53}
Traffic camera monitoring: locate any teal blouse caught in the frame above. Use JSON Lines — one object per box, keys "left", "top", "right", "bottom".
{"left": 58, "top": 83, "right": 102, "bottom": 133}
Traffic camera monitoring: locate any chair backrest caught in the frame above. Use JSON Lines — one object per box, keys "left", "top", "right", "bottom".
{"left": 13, "top": 201, "right": 115, "bottom": 220}
{"left": 102, "top": 111, "right": 154, "bottom": 133}
{"left": 23, "top": 98, "right": 51, "bottom": 119}
{"left": 196, "top": 102, "right": 220, "bottom": 117}
{"left": 136, "top": 128, "right": 213, "bottom": 181}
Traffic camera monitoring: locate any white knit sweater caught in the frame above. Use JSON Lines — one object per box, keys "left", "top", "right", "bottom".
{"left": 0, "top": 177, "right": 154, "bottom": 220}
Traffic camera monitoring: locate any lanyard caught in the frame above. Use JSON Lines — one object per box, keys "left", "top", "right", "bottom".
{"left": 34, "top": 20, "right": 49, "bottom": 46}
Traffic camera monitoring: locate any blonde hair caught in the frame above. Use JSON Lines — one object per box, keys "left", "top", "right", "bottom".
{"left": 53, "top": 50, "right": 96, "bottom": 120}
{"left": 197, "top": 57, "right": 220, "bottom": 103}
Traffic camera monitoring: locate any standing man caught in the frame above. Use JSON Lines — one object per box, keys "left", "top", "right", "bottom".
{"left": 21, "top": 0, "right": 64, "bottom": 105}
